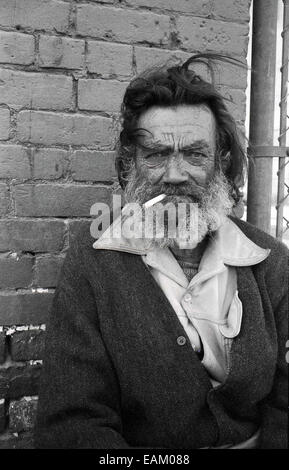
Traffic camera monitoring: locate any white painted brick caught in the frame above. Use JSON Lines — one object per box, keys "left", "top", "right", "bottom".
{"left": 0, "top": 0, "right": 70, "bottom": 33}
{"left": 77, "top": 4, "right": 170, "bottom": 46}
{"left": 78, "top": 79, "right": 128, "bottom": 113}
{"left": 87, "top": 41, "right": 133, "bottom": 78}
{"left": 17, "top": 111, "right": 114, "bottom": 148}
{"left": 0, "top": 31, "right": 34, "bottom": 65}
{"left": 39, "top": 35, "right": 85, "bottom": 70}
{"left": 0, "top": 69, "right": 73, "bottom": 110}
{"left": 0, "top": 109, "right": 10, "bottom": 140}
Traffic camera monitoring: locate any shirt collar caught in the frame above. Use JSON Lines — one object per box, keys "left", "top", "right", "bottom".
{"left": 92, "top": 209, "right": 271, "bottom": 268}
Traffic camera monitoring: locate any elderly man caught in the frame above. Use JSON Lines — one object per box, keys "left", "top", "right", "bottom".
{"left": 35, "top": 54, "right": 288, "bottom": 449}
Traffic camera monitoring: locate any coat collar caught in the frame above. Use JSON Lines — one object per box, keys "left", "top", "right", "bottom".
{"left": 92, "top": 209, "right": 271, "bottom": 271}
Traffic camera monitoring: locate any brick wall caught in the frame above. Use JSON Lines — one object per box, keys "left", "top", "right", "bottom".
{"left": 0, "top": 0, "right": 251, "bottom": 448}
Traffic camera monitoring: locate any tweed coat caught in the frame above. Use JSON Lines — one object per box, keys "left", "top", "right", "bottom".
{"left": 35, "top": 217, "right": 288, "bottom": 449}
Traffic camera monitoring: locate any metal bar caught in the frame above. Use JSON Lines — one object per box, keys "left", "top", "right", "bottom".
{"left": 247, "top": 0, "right": 278, "bottom": 233}
{"left": 276, "top": 0, "right": 289, "bottom": 239}
{"left": 248, "top": 146, "right": 289, "bottom": 157}
{"left": 283, "top": 216, "right": 289, "bottom": 234}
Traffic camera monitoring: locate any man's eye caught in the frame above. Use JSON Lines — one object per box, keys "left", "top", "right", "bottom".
{"left": 183, "top": 151, "right": 208, "bottom": 163}
{"left": 144, "top": 152, "right": 167, "bottom": 165}
{"left": 184, "top": 150, "right": 206, "bottom": 158}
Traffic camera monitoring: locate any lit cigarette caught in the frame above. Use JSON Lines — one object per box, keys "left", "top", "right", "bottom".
{"left": 143, "top": 193, "right": 166, "bottom": 209}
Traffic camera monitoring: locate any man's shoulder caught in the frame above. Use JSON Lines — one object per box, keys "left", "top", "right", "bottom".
{"left": 67, "top": 223, "right": 127, "bottom": 268}
{"left": 230, "top": 216, "right": 289, "bottom": 261}
{"left": 70, "top": 223, "right": 95, "bottom": 252}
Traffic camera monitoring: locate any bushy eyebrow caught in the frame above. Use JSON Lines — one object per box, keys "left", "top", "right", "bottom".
{"left": 136, "top": 140, "right": 170, "bottom": 152}
{"left": 137, "top": 139, "right": 213, "bottom": 153}
{"left": 181, "top": 141, "right": 212, "bottom": 152}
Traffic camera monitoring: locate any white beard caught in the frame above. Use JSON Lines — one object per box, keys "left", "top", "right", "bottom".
{"left": 124, "top": 170, "right": 234, "bottom": 250}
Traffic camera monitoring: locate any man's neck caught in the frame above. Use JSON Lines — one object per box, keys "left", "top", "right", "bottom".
{"left": 170, "top": 236, "right": 209, "bottom": 265}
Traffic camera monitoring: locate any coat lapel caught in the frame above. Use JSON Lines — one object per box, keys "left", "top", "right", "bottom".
{"left": 125, "top": 252, "right": 214, "bottom": 388}
{"left": 213, "top": 265, "right": 276, "bottom": 407}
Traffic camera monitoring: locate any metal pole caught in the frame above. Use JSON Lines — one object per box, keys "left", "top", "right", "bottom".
{"left": 247, "top": 0, "right": 278, "bottom": 233}
{"left": 276, "top": 0, "right": 289, "bottom": 239}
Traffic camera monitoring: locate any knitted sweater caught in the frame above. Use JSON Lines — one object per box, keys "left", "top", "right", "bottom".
{"left": 35, "top": 217, "right": 289, "bottom": 449}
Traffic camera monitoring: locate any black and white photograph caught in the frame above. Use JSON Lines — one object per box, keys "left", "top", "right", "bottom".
{"left": 0, "top": 0, "right": 288, "bottom": 451}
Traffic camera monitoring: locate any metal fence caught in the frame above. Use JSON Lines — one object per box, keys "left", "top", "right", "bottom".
{"left": 247, "top": 0, "right": 289, "bottom": 243}
{"left": 276, "top": 0, "right": 289, "bottom": 240}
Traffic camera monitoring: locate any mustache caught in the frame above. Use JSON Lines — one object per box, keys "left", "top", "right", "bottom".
{"left": 146, "top": 182, "right": 205, "bottom": 201}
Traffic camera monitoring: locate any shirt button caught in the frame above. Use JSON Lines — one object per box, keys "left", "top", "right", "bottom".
{"left": 183, "top": 293, "right": 192, "bottom": 302}
{"left": 177, "top": 336, "right": 186, "bottom": 346}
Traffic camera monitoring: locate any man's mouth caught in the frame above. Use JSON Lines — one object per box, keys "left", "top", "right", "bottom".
{"left": 143, "top": 193, "right": 166, "bottom": 208}
{"left": 143, "top": 192, "right": 201, "bottom": 209}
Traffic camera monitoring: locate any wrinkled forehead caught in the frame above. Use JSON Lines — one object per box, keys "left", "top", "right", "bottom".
{"left": 136, "top": 104, "right": 217, "bottom": 150}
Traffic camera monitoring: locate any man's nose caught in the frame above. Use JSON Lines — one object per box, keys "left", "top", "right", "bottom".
{"left": 162, "top": 159, "right": 188, "bottom": 184}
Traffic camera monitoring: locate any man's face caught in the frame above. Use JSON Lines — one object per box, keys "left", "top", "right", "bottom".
{"left": 135, "top": 104, "right": 217, "bottom": 194}
{"left": 123, "top": 104, "right": 233, "bottom": 249}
